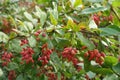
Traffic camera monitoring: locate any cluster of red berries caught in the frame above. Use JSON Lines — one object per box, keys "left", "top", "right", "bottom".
{"left": 62, "top": 47, "right": 82, "bottom": 71}
{"left": 34, "top": 30, "right": 46, "bottom": 41}
{"left": 38, "top": 43, "right": 52, "bottom": 66}
{"left": 93, "top": 14, "right": 113, "bottom": 25}
{"left": 46, "top": 72, "right": 57, "bottom": 80}
{"left": 20, "top": 47, "right": 34, "bottom": 64}
{"left": 8, "top": 70, "right": 16, "bottom": 80}
{"left": 20, "top": 39, "right": 28, "bottom": 46}
{"left": 1, "top": 52, "right": 13, "bottom": 67}
{"left": 84, "top": 49, "right": 105, "bottom": 65}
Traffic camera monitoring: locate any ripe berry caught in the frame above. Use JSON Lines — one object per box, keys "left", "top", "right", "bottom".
{"left": 84, "top": 49, "right": 105, "bottom": 65}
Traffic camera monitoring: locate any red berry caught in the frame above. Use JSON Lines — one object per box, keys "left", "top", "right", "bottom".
{"left": 42, "top": 33, "right": 46, "bottom": 37}
{"left": 34, "top": 32, "right": 39, "bottom": 36}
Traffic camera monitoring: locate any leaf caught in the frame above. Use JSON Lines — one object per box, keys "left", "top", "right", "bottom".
{"left": 55, "top": 37, "right": 70, "bottom": 47}
{"left": 48, "top": 2, "right": 58, "bottom": 22}
{"left": 50, "top": 52, "right": 61, "bottom": 71}
{"left": 0, "top": 32, "right": 9, "bottom": 43}
{"left": 0, "top": 68, "right": 3, "bottom": 77}
{"left": 28, "top": 36, "right": 36, "bottom": 47}
{"left": 107, "top": 25, "right": 120, "bottom": 32}
{"left": 113, "top": 63, "right": 120, "bottom": 75}
{"left": 24, "top": 12, "right": 33, "bottom": 21}
{"left": 46, "top": 25, "right": 55, "bottom": 32}
{"left": 76, "top": 32, "right": 95, "bottom": 50}
{"left": 35, "top": 6, "right": 47, "bottom": 26}
{"left": 8, "top": 39, "right": 22, "bottom": 53}
{"left": 24, "top": 21, "right": 34, "bottom": 32}
{"left": 104, "top": 56, "right": 118, "bottom": 67}
{"left": 8, "top": 62, "right": 19, "bottom": 70}
{"left": 112, "top": 0, "right": 120, "bottom": 7}
{"left": 80, "top": 7, "right": 107, "bottom": 14}
{"left": 16, "top": 74, "right": 24, "bottom": 80}
{"left": 103, "top": 74, "right": 119, "bottom": 80}
{"left": 74, "top": 0, "right": 82, "bottom": 8}
{"left": 87, "top": 71, "right": 96, "bottom": 79}
{"left": 36, "top": 0, "right": 50, "bottom": 4}
{"left": 47, "top": 39, "right": 54, "bottom": 49}
{"left": 100, "top": 27, "right": 120, "bottom": 36}
{"left": 57, "top": 72, "right": 61, "bottom": 80}
{"left": 50, "top": 13, "right": 58, "bottom": 26}
{"left": 89, "top": 20, "right": 98, "bottom": 28}
{"left": 39, "top": 74, "right": 48, "bottom": 80}
{"left": 90, "top": 66, "right": 113, "bottom": 74}
{"left": 66, "top": 19, "right": 79, "bottom": 32}
{"left": 87, "top": 0, "right": 103, "bottom": 3}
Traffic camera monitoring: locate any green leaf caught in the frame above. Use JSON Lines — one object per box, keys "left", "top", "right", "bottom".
{"left": 57, "top": 72, "right": 61, "bottom": 80}
{"left": 16, "top": 74, "right": 24, "bottom": 80}
{"left": 39, "top": 75, "right": 48, "bottom": 80}
{"left": 90, "top": 67, "right": 113, "bottom": 74}
{"left": 107, "top": 25, "right": 120, "bottom": 32}
{"left": 80, "top": 7, "right": 107, "bottom": 14}
{"left": 74, "top": 0, "right": 82, "bottom": 8}
{"left": 36, "top": 0, "right": 50, "bottom": 4}
{"left": 113, "top": 63, "right": 120, "bottom": 75}
{"left": 87, "top": 71, "right": 96, "bottom": 79}
{"left": 28, "top": 36, "right": 36, "bottom": 47}
{"left": 35, "top": 6, "right": 47, "bottom": 26}
{"left": 8, "top": 62, "right": 19, "bottom": 70}
{"left": 0, "top": 68, "right": 3, "bottom": 77}
{"left": 76, "top": 32, "right": 95, "bottom": 50}
{"left": 24, "top": 21, "right": 34, "bottom": 32}
{"left": 8, "top": 39, "right": 22, "bottom": 53}
{"left": 100, "top": 28, "right": 120, "bottom": 36}
{"left": 0, "top": 32, "right": 9, "bottom": 43}
{"left": 55, "top": 37, "right": 70, "bottom": 47}
{"left": 103, "top": 74, "right": 119, "bottom": 80}
{"left": 50, "top": 52, "right": 61, "bottom": 71}
{"left": 24, "top": 12, "right": 33, "bottom": 21}
{"left": 87, "top": 0, "right": 103, "bottom": 3}
{"left": 47, "top": 39, "right": 54, "bottom": 49}
{"left": 112, "top": 0, "right": 120, "bottom": 7}
{"left": 104, "top": 56, "right": 118, "bottom": 67}
{"left": 50, "top": 13, "right": 58, "bottom": 26}
{"left": 46, "top": 25, "right": 55, "bottom": 32}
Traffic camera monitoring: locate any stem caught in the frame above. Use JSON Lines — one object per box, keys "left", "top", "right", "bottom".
{"left": 111, "top": 6, "right": 120, "bottom": 22}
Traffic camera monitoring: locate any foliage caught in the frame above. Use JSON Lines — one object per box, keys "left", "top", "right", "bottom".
{"left": 0, "top": 0, "right": 120, "bottom": 80}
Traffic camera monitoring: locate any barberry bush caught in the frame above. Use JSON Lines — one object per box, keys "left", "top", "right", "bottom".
{"left": 0, "top": 0, "right": 120, "bottom": 80}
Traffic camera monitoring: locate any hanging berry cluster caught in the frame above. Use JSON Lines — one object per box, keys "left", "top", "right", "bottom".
{"left": 1, "top": 52, "right": 13, "bottom": 67}
{"left": 93, "top": 14, "right": 113, "bottom": 25}
{"left": 38, "top": 43, "right": 52, "bottom": 66}
{"left": 84, "top": 49, "right": 105, "bottom": 65}
{"left": 46, "top": 72, "right": 57, "bottom": 80}
{"left": 62, "top": 47, "right": 82, "bottom": 71}
{"left": 20, "top": 39, "right": 28, "bottom": 46}
{"left": 34, "top": 30, "right": 47, "bottom": 41}
{"left": 20, "top": 47, "right": 34, "bottom": 64}
{"left": 34, "top": 30, "right": 41, "bottom": 36}
{"left": 8, "top": 70, "right": 16, "bottom": 80}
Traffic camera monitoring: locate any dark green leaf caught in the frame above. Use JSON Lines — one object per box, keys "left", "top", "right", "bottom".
{"left": 100, "top": 28, "right": 120, "bottom": 36}
{"left": 76, "top": 32, "right": 95, "bottom": 50}
{"left": 16, "top": 74, "right": 24, "bottom": 80}
{"left": 80, "top": 7, "right": 107, "bottom": 14}
{"left": 103, "top": 74, "right": 119, "bottom": 80}
{"left": 113, "top": 63, "right": 120, "bottom": 75}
